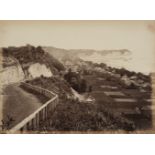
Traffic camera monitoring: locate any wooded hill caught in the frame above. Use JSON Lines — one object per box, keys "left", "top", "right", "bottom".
{"left": 3, "top": 45, "right": 65, "bottom": 74}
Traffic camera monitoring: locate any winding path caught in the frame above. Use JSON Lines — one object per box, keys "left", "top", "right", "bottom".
{"left": 2, "top": 83, "right": 43, "bottom": 129}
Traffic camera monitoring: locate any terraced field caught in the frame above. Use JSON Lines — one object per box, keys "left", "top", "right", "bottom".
{"left": 84, "top": 74, "right": 152, "bottom": 130}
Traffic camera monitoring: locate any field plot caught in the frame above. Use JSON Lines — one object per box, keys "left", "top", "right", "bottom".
{"left": 84, "top": 74, "right": 152, "bottom": 130}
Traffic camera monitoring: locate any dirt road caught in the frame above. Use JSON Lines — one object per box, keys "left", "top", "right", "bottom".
{"left": 2, "top": 83, "right": 44, "bottom": 129}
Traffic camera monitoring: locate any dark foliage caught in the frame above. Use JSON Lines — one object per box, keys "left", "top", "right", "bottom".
{"left": 64, "top": 69, "right": 87, "bottom": 93}
{"left": 26, "top": 76, "right": 73, "bottom": 99}
{"left": 2, "top": 45, "right": 65, "bottom": 74}
{"left": 40, "top": 99, "right": 135, "bottom": 132}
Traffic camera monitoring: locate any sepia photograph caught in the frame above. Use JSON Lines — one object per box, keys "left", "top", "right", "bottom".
{"left": 0, "top": 20, "right": 155, "bottom": 133}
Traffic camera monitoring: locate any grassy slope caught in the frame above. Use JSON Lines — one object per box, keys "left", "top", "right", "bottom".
{"left": 2, "top": 84, "right": 48, "bottom": 130}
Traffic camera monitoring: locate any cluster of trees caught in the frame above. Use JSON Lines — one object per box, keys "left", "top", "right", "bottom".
{"left": 92, "top": 62, "right": 151, "bottom": 82}
{"left": 26, "top": 75, "right": 73, "bottom": 100}
{"left": 3, "top": 45, "right": 44, "bottom": 63}
{"left": 3, "top": 45, "right": 65, "bottom": 73}
{"left": 64, "top": 69, "right": 88, "bottom": 93}
{"left": 41, "top": 98, "right": 135, "bottom": 131}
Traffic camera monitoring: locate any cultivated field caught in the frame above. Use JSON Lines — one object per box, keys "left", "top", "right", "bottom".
{"left": 84, "top": 74, "right": 152, "bottom": 130}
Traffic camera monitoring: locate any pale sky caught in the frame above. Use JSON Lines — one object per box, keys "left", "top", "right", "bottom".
{"left": 0, "top": 21, "right": 154, "bottom": 49}
{"left": 0, "top": 20, "right": 155, "bottom": 73}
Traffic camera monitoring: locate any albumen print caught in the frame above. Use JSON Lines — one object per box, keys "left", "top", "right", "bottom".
{"left": 0, "top": 21, "right": 155, "bottom": 133}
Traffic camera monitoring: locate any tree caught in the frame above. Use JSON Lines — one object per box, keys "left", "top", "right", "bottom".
{"left": 80, "top": 79, "right": 87, "bottom": 93}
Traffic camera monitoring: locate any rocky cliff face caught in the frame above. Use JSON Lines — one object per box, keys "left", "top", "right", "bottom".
{"left": 44, "top": 46, "right": 154, "bottom": 75}
{"left": 0, "top": 51, "right": 24, "bottom": 86}
{"left": 1, "top": 45, "right": 73, "bottom": 98}
{"left": 3, "top": 45, "right": 65, "bottom": 76}
{"left": 75, "top": 49, "right": 132, "bottom": 70}
{"left": 1, "top": 45, "right": 66, "bottom": 80}
{"left": 0, "top": 57, "right": 25, "bottom": 85}
{"left": 43, "top": 47, "right": 133, "bottom": 71}
{"left": 28, "top": 63, "right": 53, "bottom": 79}
{"left": 43, "top": 46, "right": 131, "bottom": 60}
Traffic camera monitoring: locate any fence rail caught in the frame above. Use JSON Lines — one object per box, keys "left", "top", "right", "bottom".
{"left": 8, "top": 82, "right": 59, "bottom": 133}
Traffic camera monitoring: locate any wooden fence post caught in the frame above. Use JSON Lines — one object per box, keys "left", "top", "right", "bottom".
{"left": 8, "top": 82, "right": 59, "bottom": 133}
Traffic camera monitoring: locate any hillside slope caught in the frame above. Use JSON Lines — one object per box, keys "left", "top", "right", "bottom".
{"left": 43, "top": 46, "right": 132, "bottom": 69}
{"left": 3, "top": 45, "right": 65, "bottom": 79}
{"left": 43, "top": 46, "right": 153, "bottom": 75}
{"left": 2, "top": 45, "right": 74, "bottom": 98}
